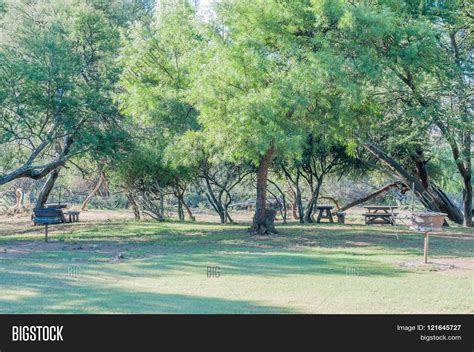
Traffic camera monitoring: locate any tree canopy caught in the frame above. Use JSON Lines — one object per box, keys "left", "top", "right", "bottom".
{"left": 0, "top": 0, "right": 471, "bottom": 229}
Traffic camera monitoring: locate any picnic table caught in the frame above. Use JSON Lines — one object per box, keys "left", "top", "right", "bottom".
{"left": 315, "top": 205, "right": 334, "bottom": 223}
{"left": 32, "top": 203, "right": 80, "bottom": 224}
{"left": 363, "top": 205, "right": 398, "bottom": 225}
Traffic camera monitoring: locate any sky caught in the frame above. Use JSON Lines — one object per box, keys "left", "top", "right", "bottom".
{"left": 196, "top": 0, "right": 215, "bottom": 19}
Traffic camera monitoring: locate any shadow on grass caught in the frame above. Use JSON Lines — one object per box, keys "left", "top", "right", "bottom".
{"left": 1, "top": 220, "right": 472, "bottom": 313}
{"left": 123, "top": 251, "right": 406, "bottom": 279}
{"left": 0, "top": 261, "right": 290, "bottom": 314}
{"left": 269, "top": 224, "right": 474, "bottom": 258}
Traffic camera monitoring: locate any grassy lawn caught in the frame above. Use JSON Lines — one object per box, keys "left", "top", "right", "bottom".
{"left": 0, "top": 216, "right": 473, "bottom": 314}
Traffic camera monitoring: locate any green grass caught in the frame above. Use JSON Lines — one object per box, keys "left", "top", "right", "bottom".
{"left": 0, "top": 219, "right": 473, "bottom": 313}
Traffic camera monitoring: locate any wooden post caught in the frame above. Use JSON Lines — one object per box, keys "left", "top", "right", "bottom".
{"left": 45, "top": 224, "right": 48, "bottom": 243}
{"left": 423, "top": 231, "right": 429, "bottom": 264}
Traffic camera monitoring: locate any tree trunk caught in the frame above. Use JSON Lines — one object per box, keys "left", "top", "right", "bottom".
{"left": 35, "top": 168, "right": 61, "bottom": 208}
{"left": 439, "top": 121, "right": 473, "bottom": 226}
{"left": 443, "top": 32, "right": 472, "bottom": 226}
{"left": 0, "top": 135, "right": 73, "bottom": 186}
{"left": 225, "top": 211, "right": 234, "bottom": 224}
{"left": 182, "top": 198, "right": 196, "bottom": 222}
{"left": 364, "top": 142, "right": 464, "bottom": 224}
{"left": 460, "top": 120, "right": 472, "bottom": 226}
{"left": 204, "top": 177, "right": 225, "bottom": 223}
{"left": 250, "top": 146, "right": 277, "bottom": 235}
{"left": 285, "top": 173, "right": 304, "bottom": 223}
{"left": 177, "top": 197, "right": 185, "bottom": 221}
{"left": 463, "top": 178, "right": 472, "bottom": 227}
{"left": 127, "top": 191, "right": 141, "bottom": 220}
{"left": 223, "top": 191, "right": 235, "bottom": 224}
{"left": 81, "top": 171, "right": 106, "bottom": 211}
{"left": 287, "top": 184, "right": 299, "bottom": 220}
{"left": 267, "top": 178, "right": 287, "bottom": 224}
{"left": 160, "top": 192, "right": 165, "bottom": 219}
{"left": 13, "top": 188, "right": 25, "bottom": 213}
{"left": 303, "top": 180, "right": 322, "bottom": 223}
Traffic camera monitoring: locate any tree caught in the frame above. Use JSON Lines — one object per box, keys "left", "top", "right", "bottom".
{"left": 116, "top": 0, "right": 202, "bottom": 220}
{"left": 80, "top": 168, "right": 107, "bottom": 211}
{"left": 189, "top": 0, "right": 331, "bottom": 234}
{"left": 426, "top": 0, "right": 473, "bottom": 226}
{"left": 171, "top": 131, "right": 251, "bottom": 223}
{"left": 0, "top": 0, "right": 131, "bottom": 207}
{"left": 282, "top": 133, "right": 363, "bottom": 223}
{"left": 112, "top": 140, "right": 175, "bottom": 221}
{"left": 310, "top": 0, "right": 469, "bottom": 224}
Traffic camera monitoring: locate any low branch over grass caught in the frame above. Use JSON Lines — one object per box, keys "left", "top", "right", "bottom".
{"left": 339, "top": 182, "right": 406, "bottom": 213}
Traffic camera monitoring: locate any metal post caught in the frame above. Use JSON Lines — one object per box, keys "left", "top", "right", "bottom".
{"left": 423, "top": 231, "right": 429, "bottom": 264}
{"left": 45, "top": 224, "right": 48, "bottom": 242}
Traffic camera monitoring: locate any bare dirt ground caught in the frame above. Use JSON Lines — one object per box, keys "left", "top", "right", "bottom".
{"left": 0, "top": 206, "right": 469, "bottom": 235}
{"left": 0, "top": 209, "right": 134, "bottom": 236}
{"left": 398, "top": 258, "right": 474, "bottom": 271}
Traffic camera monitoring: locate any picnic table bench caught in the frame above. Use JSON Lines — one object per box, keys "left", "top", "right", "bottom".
{"left": 363, "top": 205, "right": 398, "bottom": 225}
{"left": 66, "top": 210, "right": 80, "bottom": 223}
{"left": 32, "top": 207, "right": 80, "bottom": 242}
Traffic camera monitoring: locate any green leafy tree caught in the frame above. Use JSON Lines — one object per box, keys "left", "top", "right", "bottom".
{"left": 308, "top": 0, "right": 470, "bottom": 224}
{"left": 0, "top": 0, "right": 137, "bottom": 206}
{"left": 170, "top": 131, "right": 252, "bottom": 223}
{"left": 116, "top": 0, "right": 204, "bottom": 220}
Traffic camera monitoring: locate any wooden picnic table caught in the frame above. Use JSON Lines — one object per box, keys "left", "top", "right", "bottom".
{"left": 315, "top": 205, "right": 334, "bottom": 223}
{"left": 32, "top": 203, "right": 80, "bottom": 224}
{"left": 363, "top": 205, "right": 398, "bottom": 225}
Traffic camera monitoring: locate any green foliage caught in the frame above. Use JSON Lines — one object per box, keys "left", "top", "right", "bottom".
{"left": 1, "top": 0, "right": 470, "bottom": 219}
{"left": 0, "top": 0, "right": 137, "bottom": 178}
{"left": 117, "top": 0, "right": 200, "bottom": 137}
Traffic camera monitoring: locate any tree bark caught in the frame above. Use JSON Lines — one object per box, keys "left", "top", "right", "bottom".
{"left": 287, "top": 184, "right": 299, "bottom": 220}
{"left": 7, "top": 188, "right": 26, "bottom": 214}
{"left": 267, "top": 178, "right": 287, "bottom": 224}
{"left": 160, "top": 191, "right": 165, "bottom": 218}
{"left": 284, "top": 172, "right": 304, "bottom": 223}
{"left": 127, "top": 191, "right": 141, "bottom": 220}
{"left": 295, "top": 183, "right": 304, "bottom": 223}
{"left": 182, "top": 198, "right": 196, "bottom": 222}
{"left": 303, "top": 180, "right": 322, "bottom": 223}
{"left": 81, "top": 171, "right": 106, "bottom": 210}
{"left": 223, "top": 190, "right": 235, "bottom": 224}
{"left": 0, "top": 135, "right": 73, "bottom": 186}
{"left": 463, "top": 178, "right": 473, "bottom": 227}
{"left": 250, "top": 146, "right": 277, "bottom": 235}
{"left": 202, "top": 176, "right": 225, "bottom": 223}
{"left": 13, "top": 188, "right": 25, "bottom": 213}
{"left": 177, "top": 197, "right": 184, "bottom": 221}
{"left": 35, "top": 168, "right": 61, "bottom": 208}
